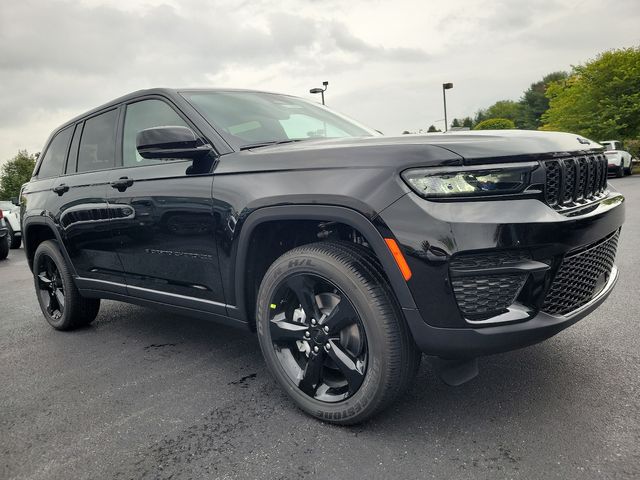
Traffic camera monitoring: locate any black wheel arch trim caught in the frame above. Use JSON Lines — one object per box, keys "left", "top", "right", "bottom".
{"left": 230, "top": 204, "right": 417, "bottom": 322}
{"left": 22, "top": 216, "right": 76, "bottom": 275}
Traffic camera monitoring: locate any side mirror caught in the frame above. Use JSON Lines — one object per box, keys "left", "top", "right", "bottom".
{"left": 136, "top": 126, "right": 213, "bottom": 160}
{"left": 11, "top": 197, "right": 19, "bottom": 206}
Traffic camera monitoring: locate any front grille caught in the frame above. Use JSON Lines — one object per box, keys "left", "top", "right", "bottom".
{"left": 542, "top": 232, "right": 619, "bottom": 315}
{"left": 451, "top": 274, "right": 527, "bottom": 318}
{"left": 544, "top": 154, "right": 607, "bottom": 209}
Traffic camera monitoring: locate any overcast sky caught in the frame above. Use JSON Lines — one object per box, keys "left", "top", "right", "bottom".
{"left": 1, "top": 0, "right": 639, "bottom": 164}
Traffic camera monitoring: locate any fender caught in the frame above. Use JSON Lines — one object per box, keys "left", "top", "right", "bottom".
{"left": 229, "top": 204, "right": 417, "bottom": 321}
{"left": 22, "top": 215, "right": 76, "bottom": 275}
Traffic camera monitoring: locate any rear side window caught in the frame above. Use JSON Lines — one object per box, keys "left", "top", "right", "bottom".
{"left": 77, "top": 109, "right": 118, "bottom": 173}
{"left": 122, "top": 99, "right": 189, "bottom": 167}
{"left": 38, "top": 127, "right": 73, "bottom": 178}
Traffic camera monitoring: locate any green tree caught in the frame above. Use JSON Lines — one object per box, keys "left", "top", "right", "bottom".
{"left": 450, "top": 118, "right": 461, "bottom": 128}
{"left": 473, "top": 118, "right": 516, "bottom": 130}
{"left": 475, "top": 100, "right": 523, "bottom": 127}
{"left": 518, "top": 71, "right": 568, "bottom": 130}
{"left": 461, "top": 117, "right": 473, "bottom": 128}
{"left": 0, "top": 150, "right": 37, "bottom": 199}
{"left": 541, "top": 47, "right": 640, "bottom": 140}
{"left": 427, "top": 125, "right": 441, "bottom": 133}
{"left": 625, "top": 139, "right": 640, "bottom": 159}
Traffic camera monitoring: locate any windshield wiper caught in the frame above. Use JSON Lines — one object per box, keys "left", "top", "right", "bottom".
{"left": 239, "top": 139, "right": 307, "bottom": 151}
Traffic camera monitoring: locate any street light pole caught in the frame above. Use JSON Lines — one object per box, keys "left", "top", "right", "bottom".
{"left": 310, "top": 81, "right": 329, "bottom": 105}
{"left": 442, "top": 82, "right": 453, "bottom": 132}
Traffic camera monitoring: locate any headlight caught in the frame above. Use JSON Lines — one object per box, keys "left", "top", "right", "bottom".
{"left": 402, "top": 163, "right": 536, "bottom": 198}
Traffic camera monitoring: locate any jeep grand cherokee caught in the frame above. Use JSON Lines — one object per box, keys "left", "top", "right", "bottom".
{"left": 20, "top": 89, "right": 624, "bottom": 424}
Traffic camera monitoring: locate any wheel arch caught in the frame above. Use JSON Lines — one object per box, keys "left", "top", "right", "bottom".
{"left": 23, "top": 217, "right": 74, "bottom": 274}
{"left": 231, "top": 205, "right": 417, "bottom": 325}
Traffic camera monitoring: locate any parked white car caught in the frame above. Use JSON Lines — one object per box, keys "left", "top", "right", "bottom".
{"left": 601, "top": 140, "right": 633, "bottom": 177}
{"left": 0, "top": 200, "right": 21, "bottom": 249}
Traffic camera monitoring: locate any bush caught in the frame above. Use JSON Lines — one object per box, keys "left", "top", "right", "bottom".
{"left": 473, "top": 118, "right": 516, "bottom": 130}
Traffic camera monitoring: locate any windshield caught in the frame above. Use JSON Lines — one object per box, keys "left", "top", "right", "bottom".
{"left": 601, "top": 141, "right": 619, "bottom": 150}
{"left": 181, "top": 91, "right": 377, "bottom": 150}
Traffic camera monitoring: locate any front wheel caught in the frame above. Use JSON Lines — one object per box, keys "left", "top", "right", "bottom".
{"left": 33, "top": 240, "right": 100, "bottom": 330}
{"left": 256, "top": 241, "right": 420, "bottom": 424}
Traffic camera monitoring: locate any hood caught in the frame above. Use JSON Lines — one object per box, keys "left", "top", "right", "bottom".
{"left": 219, "top": 130, "right": 603, "bottom": 175}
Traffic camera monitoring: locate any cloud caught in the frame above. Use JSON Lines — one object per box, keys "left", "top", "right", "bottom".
{"left": 0, "top": 0, "right": 638, "bottom": 162}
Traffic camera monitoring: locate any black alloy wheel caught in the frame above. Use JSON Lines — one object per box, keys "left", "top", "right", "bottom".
{"left": 36, "top": 253, "right": 65, "bottom": 321}
{"left": 256, "top": 241, "right": 421, "bottom": 424}
{"left": 33, "top": 240, "right": 100, "bottom": 330}
{"left": 268, "top": 273, "right": 368, "bottom": 403}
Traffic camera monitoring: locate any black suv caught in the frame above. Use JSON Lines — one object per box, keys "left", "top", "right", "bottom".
{"left": 21, "top": 89, "right": 624, "bottom": 424}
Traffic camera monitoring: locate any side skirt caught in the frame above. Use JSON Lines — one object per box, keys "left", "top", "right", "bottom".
{"left": 76, "top": 278, "right": 250, "bottom": 330}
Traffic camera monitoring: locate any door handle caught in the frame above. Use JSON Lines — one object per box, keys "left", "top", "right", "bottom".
{"left": 52, "top": 183, "right": 69, "bottom": 196}
{"left": 110, "top": 177, "right": 134, "bottom": 192}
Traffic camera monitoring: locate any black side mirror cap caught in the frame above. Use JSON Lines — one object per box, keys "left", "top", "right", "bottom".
{"left": 136, "top": 126, "right": 213, "bottom": 160}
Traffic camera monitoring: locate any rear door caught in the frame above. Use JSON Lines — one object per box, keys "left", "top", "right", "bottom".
{"left": 48, "top": 108, "right": 125, "bottom": 289}
{"left": 106, "top": 97, "right": 225, "bottom": 313}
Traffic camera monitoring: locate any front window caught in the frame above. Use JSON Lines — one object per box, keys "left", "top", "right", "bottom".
{"left": 181, "top": 91, "right": 377, "bottom": 149}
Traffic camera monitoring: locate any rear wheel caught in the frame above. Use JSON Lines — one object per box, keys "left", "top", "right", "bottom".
{"left": 7, "top": 224, "right": 21, "bottom": 249}
{"left": 33, "top": 240, "right": 100, "bottom": 330}
{"left": 256, "top": 241, "right": 420, "bottom": 424}
{"left": 625, "top": 160, "right": 633, "bottom": 176}
{"left": 616, "top": 163, "right": 624, "bottom": 178}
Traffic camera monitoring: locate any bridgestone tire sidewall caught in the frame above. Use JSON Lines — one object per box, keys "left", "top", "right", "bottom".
{"left": 256, "top": 247, "right": 397, "bottom": 424}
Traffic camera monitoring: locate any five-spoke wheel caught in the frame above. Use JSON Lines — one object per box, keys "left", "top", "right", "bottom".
{"left": 33, "top": 240, "right": 100, "bottom": 330}
{"left": 269, "top": 273, "right": 367, "bottom": 402}
{"left": 257, "top": 241, "right": 421, "bottom": 424}
{"left": 36, "top": 253, "right": 66, "bottom": 321}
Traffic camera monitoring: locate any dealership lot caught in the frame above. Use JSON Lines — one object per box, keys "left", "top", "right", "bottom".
{"left": 1, "top": 177, "right": 639, "bottom": 480}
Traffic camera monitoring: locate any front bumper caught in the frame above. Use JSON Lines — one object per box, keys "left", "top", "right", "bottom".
{"left": 379, "top": 190, "right": 625, "bottom": 357}
{"left": 402, "top": 265, "right": 617, "bottom": 357}
{"left": 607, "top": 163, "right": 622, "bottom": 172}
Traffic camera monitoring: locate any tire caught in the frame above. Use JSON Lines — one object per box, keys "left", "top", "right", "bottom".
{"left": 256, "top": 241, "right": 421, "bottom": 425}
{"left": 625, "top": 161, "right": 633, "bottom": 176}
{"left": 33, "top": 240, "right": 100, "bottom": 330}
{"left": 0, "top": 234, "right": 8, "bottom": 260}
{"left": 616, "top": 163, "right": 624, "bottom": 178}
{"left": 7, "top": 224, "right": 21, "bottom": 249}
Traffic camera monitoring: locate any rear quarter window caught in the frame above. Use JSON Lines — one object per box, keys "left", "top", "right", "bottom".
{"left": 37, "top": 127, "right": 73, "bottom": 178}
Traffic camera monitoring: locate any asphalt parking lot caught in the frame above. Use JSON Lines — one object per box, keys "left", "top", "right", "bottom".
{"left": 1, "top": 177, "right": 639, "bottom": 480}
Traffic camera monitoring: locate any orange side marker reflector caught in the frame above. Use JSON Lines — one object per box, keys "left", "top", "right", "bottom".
{"left": 384, "top": 238, "right": 412, "bottom": 281}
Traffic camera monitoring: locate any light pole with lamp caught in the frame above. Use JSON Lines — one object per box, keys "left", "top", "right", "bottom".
{"left": 310, "top": 81, "right": 329, "bottom": 105}
{"left": 442, "top": 82, "right": 453, "bottom": 132}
